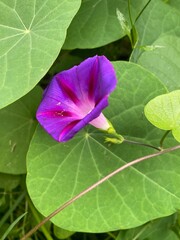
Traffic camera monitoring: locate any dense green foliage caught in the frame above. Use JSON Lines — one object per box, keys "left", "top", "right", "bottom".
{"left": 0, "top": 0, "right": 180, "bottom": 239}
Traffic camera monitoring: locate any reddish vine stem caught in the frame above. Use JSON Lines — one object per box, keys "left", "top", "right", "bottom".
{"left": 124, "top": 139, "right": 161, "bottom": 151}
{"left": 21, "top": 145, "right": 180, "bottom": 240}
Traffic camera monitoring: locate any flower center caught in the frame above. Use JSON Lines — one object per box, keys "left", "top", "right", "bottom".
{"left": 74, "top": 99, "right": 95, "bottom": 119}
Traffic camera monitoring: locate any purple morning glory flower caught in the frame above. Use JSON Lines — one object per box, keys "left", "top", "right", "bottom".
{"left": 36, "top": 55, "right": 117, "bottom": 142}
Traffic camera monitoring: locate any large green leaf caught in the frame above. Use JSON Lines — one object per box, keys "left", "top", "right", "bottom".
{"left": 0, "top": 86, "right": 42, "bottom": 174}
{"left": 53, "top": 226, "right": 75, "bottom": 239}
{"left": 130, "top": 0, "right": 180, "bottom": 62}
{"left": 0, "top": 173, "right": 20, "bottom": 190}
{"left": 116, "top": 215, "right": 178, "bottom": 240}
{"left": 27, "top": 62, "right": 180, "bottom": 232}
{"left": 145, "top": 90, "right": 180, "bottom": 142}
{"left": 136, "top": 35, "right": 180, "bottom": 91}
{"left": 0, "top": 0, "right": 81, "bottom": 109}
{"left": 166, "top": 0, "right": 180, "bottom": 11}
{"left": 63, "top": 0, "right": 148, "bottom": 49}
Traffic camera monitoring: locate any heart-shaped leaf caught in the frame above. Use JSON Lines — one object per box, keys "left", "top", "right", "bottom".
{"left": 167, "top": 0, "right": 180, "bottom": 10}
{"left": 0, "top": 173, "right": 20, "bottom": 190}
{"left": 0, "top": 0, "right": 81, "bottom": 109}
{"left": 63, "top": 0, "right": 149, "bottom": 49}
{"left": 0, "top": 86, "right": 42, "bottom": 174}
{"left": 130, "top": 1, "right": 180, "bottom": 62}
{"left": 135, "top": 35, "right": 180, "bottom": 91}
{"left": 144, "top": 90, "right": 180, "bottom": 142}
{"left": 27, "top": 62, "right": 180, "bottom": 232}
{"left": 116, "top": 215, "right": 178, "bottom": 240}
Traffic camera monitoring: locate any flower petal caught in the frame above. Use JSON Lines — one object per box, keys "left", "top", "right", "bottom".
{"left": 75, "top": 55, "right": 117, "bottom": 103}
{"left": 36, "top": 55, "right": 117, "bottom": 142}
{"left": 56, "top": 55, "right": 117, "bottom": 105}
{"left": 59, "top": 97, "right": 109, "bottom": 142}
{"left": 36, "top": 109, "right": 78, "bottom": 142}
